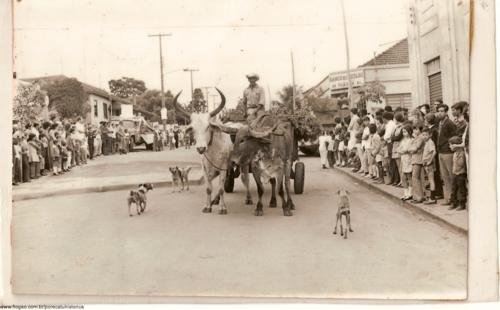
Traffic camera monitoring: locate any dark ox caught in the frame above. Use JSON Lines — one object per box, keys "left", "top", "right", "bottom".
{"left": 173, "top": 88, "right": 252, "bottom": 214}
{"left": 231, "top": 120, "right": 295, "bottom": 216}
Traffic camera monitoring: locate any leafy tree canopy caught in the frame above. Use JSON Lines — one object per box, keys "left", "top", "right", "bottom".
{"left": 355, "top": 80, "right": 386, "bottom": 110}
{"left": 13, "top": 83, "right": 47, "bottom": 123}
{"left": 108, "top": 77, "right": 146, "bottom": 99}
{"left": 186, "top": 88, "right": 207, "bottom": 113}
{"left": 44, "top": 78, "right": 89, "bottom": 119}
{"left": 270, "top": 85, "right": 321, "bottom": 141}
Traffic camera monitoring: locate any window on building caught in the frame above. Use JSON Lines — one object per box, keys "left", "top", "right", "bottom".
{"left": 94, "top": 100, "right": 98, "bottom": 117}
{"left": 425, "top": 57, "right": 442, "bottom": 105}
{"left": 103, "top": 102, "right": 108, "bottom": 119}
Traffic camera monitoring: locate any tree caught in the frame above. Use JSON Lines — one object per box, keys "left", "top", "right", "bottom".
{"left": 135, "top": 89, "right": 189, "bottom": 123}
{"left": 186, "top": 88, "right": 207, "bottom": 113}
{"left": 13, "top": 82, "right": 47, "bottom": 123}
{"left": 44, "top": 78, "right": 89, "bottom": 119}
{"left": 271, "top": 85, "right": 321, "bottom": 142}
{"left": 355, "top": 80, "right": 386, "bottom": 111}
{"left": 108, "top": 77, "right": 146, "bottom": 99}
{"left": 277, "top": 84, "right": 304, "bottom": 110}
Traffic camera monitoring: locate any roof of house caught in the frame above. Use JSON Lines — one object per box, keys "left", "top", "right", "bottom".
{"left": 303, "top": 75, "right": 329, "bottom": 97}
{"left": 21, "top": 74, "right": 111, "bottom": 99}
{"left": 358, "top": 38, "right": 409, "bottom": 67}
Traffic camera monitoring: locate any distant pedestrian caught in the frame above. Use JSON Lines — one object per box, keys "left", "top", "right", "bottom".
{"left": 318, "top": 130, "right": 331, "bottom": 169}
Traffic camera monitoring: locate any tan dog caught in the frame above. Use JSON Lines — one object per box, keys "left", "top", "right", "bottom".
{"left": 333, "top": 188, "right": 354, "bottom": 239}
{"left": 169, "top": 166, "right": 192, "bottom": 192}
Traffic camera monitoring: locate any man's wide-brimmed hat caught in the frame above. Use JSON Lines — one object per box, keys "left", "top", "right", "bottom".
{"left": 246, "top": 73, "right": 259, "bottom": 80}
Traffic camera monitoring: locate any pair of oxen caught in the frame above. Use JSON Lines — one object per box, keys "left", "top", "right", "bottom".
{"left": 173, "top": 88, "right": 295, "bottom": 217}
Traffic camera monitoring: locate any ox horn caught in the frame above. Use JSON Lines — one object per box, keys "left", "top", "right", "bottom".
{"left": 173, "top": 91, "right": 191, "bottom": 119}
{"left": 208, "top": 119, "right": 238, "bottom": 134}
{"left": 209, "top": 88, "right": 226, "bottom": 118}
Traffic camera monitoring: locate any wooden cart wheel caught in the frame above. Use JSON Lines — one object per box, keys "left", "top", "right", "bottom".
{"left": 293, "top": 161, "right": 305, "bottom": 194}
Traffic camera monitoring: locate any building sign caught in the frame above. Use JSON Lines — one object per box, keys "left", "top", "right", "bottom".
{"left": 329, "top": 69, "right": 365, "bottom": 91}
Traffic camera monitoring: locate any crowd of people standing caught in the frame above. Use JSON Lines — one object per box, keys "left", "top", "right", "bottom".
{"left": 12, "top": 115, "right": 194, "bottom": 185}
{"left": 318, "top": 100, "right": 469, "bottom": 211}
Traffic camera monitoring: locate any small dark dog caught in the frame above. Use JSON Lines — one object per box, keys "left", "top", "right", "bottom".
{"left": 333, "top": 188, "right": 354, "bottom": 239}
{"left": 169, "top": 166, "right": 192, "bottom": 192}
{"left": 127, "top": 183, "right": 153, "bottom": 217}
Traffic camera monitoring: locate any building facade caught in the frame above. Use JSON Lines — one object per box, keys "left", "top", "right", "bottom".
{"left": 21, "top": 75, "right": 133, "bottom": 125}
{"left": 304, "top": 38, "right": 412, "bottom": 113}
{"left": 406, "top": 0, "right": 470, "bottom": 108}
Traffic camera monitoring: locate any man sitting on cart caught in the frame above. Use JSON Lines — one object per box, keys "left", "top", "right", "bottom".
{"left": 242, "top": 73, "right": 266, "bottom": 123}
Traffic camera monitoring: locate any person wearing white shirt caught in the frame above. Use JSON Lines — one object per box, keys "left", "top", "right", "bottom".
{"left": 318, "top": 131, "right": 332, "bottom": 169}
{"left": 347, "top": 108, "right": 360, "bottom": 151}
{"left": 382, "top": 111, "right": 400, "bottom": 185}
{"left": 359, "top": 117, "right": 371, "bottom": 175}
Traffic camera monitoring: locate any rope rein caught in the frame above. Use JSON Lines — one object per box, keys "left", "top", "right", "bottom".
{"left": 203, "top": 152, "right": 229, "bottom": 171}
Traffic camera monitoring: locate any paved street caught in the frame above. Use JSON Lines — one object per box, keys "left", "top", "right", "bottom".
{"left": 11, "top": 151, "right": 467, "bottom": 299}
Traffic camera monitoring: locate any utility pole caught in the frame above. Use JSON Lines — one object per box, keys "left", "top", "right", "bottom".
{"left": 148, "top": 33, "right": 171, "bottom": 130}
{"left": 183, "top": 68, "right": 199, "bottom": 102}
{"left": 340, "top": 0, "right": 354, "bottom": 108}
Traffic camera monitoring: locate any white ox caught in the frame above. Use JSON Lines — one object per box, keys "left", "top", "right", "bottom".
{"left": 173, "top": 89, "right": 249, "bottom": 214}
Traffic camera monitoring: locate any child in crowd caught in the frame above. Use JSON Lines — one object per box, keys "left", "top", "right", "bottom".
{"left": 52, "top": 134, "right": 62, "bottom": 175}
{"left": 39, "top": 133, "right": 49, "bottom": 176}
{"left": 365, "top": 123, "right": 376, "bottom": 179}
{"left": 13, "top": 137, "right": 22, "bottom": 185}
{"left": 408, "top": 124, "right": 426, "bottom": 203}
{"left": 371, "top": 126, "right": 383, "bottom": 184}
{"left": 398, "top": 126, "right": 414, "bottom": 201}
{"left": 61, "top": 141, "right": 70, "bottom": 172}
{"left": 380, "top": 138, "right": 391, "bottom": 184}
{"left": 421, "top": 127, "right": 437, "bottom": 204}
{"left": 338, "top": 126, "right": 348, "bottom": 167}
{"left": 348, "top": 149, "right": 361, "bottom": 171}
{"left": 448, "top": 136, "right": 467, "bottom": 211}
{"left": 21, "top": 134, "right": 30, "bottom": 183}
{"left": 74, "top": 138, "right": 81, "bottom": 166}
{"left": 27, "top": 133, "right": 40, "bottom": 179}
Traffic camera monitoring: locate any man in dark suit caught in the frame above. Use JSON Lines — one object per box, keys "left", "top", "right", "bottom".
{"left": 424, "top": 112, "right": 443, "bottom": 202}
{"left": 436, "top": 103, "right": 457, "bottom": 205}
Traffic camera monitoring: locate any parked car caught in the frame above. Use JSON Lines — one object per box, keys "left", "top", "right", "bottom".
{"left": 298, "top": 138, "right": 319, "bottom": 156}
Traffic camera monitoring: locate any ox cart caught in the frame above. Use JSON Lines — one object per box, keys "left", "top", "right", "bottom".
{"left": 221, "top": 109, "right": 305, "bottom": 195}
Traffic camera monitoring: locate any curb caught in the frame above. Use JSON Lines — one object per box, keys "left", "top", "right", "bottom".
{"left": 12, "top": 177, "right": 205, "bottom": 202}
{"left": 333, "top": 167, "right": 467, "bottom": 236}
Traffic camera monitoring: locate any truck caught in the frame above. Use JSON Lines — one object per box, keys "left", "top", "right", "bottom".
{"left": 112, "top": 116, "right": 155, "bottom": 151}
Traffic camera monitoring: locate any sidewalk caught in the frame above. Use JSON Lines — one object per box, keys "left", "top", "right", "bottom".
{"left": 12, "top": 149, "right": 204, "bottom": 202}
{"left": 333, "top": 166, "right": 468, "bottom": 235}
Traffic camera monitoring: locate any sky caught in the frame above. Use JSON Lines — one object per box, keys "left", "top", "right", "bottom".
{"left": 13, "top": 0, "right": 408, "bottom": 109}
